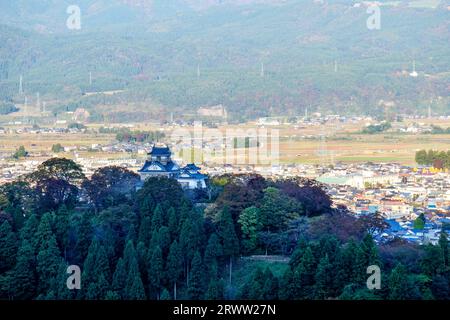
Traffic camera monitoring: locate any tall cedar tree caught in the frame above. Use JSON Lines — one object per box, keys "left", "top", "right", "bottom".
{"left": 188, "top": 251, "right": 205, "bottom": 299}
{"left": 36, "top": 235, "right": 62, "bottom": 294}
{"left": 0, "top": 220, "right": 18, "bottom": 272}
{"left": 148, "top": 245, "right": 164, "bottom": 299}
{"left": 166, "top": 240, "right": 183, "bottom": 300}
{"left": 11, "top": 239, "right": 36, "bottom": 299}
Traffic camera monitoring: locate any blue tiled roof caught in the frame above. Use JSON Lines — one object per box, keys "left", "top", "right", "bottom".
{"left": 139, "top": 160, "right": 180, "bottom": 173}
{"left": 184, "top": 163, "right": 201, "bottom": 171}
{"left": 149, "top": 146, "right": 171, "bottom": 156}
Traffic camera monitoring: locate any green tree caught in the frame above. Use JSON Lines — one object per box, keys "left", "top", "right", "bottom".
{"left": 27, "top": 158, "right": 85, "bottom": 209}
{"left": 138, "top": 216, "right": 152, "bottom": 247}
{"left": 217, "top": 207, "right": 239, "bottom": 285}
{"left": 421, "top": 244, "right": 446, "bottom": 276}
{"left": 34, "top": 212, "right": 54, "bottom": 253}
{"left": 51, "top": 143, "right": 64, "bottom": 153}
{"left": 238, "top": 206, "right": 262, "bottom": 254}
{"left": 124, "top": 254, "right": 146, "bottom": 300}
{"left": 204, "top": 234, "right": 223, "bottom": 276}
{"left": 11, "top": 239, "right": 36, "bottom": 299}
{"left": 279, "top": 268, "right": 295, "bottom": 300}
{"left": 148, "top": 245, "right": 164, "bottom": 299}
{"left": 0, "top": 220, "right": 18, "bottom": 272}
{"left": 151, "top": 204, "right": 164, "bottom": 232}
{"left": 415, "top": 149, "right": 428, "bottom": 165}
{"left": 259, "top": 187, "right": 301, "bottom": 232}
{"left": 75, "top": 213, "right": 92, "bottom": 264}
{"left": 166, "top": 241, "right": 183, "bottom": 300}
{"left": 36, "top": 235, "right": 62, "bottom": 294}
{"left": 414, "top": 213, "right": 426, "bottom": 230}
{"left": 160, "top": 288, "right": 172, "bottom": 300}
{"left": 54, "top": 205, "right": 70, "bottom": 257}
{"left": 112, "top": 258, "right": 127, "bottom": 298}
{"left": 388, "top": 264, "right": 409, "bottom": 300}
{"left": 188, "top": 251, "right": 205, "bottom": 299}
{"left": 438, "top": 231, "right": 449, "bottom": 269}
{"left": 82, "top": 166, "right": 139, "bottom": 211}
{"left": 292, "top": 246, "right": 316, "bottom": 299}
{"left": 314, "top": 255, "right": 334, "bottom": 299}
{"left": 12, "top": 146, "right": 28, "bottom": 159}
{"left": 262, "top": 268, "right": 279, "bottom": 300}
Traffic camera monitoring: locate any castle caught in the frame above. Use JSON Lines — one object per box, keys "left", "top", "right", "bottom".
{"left": 138, "top": 145, "right": 207, "bottom": 189}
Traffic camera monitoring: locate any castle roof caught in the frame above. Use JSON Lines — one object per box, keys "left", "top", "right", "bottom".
{"left": 138, "top": 160, "right": 180, "bottom": 173}
{"left": 149, "top": 146, "right": 171, "bottom": 156}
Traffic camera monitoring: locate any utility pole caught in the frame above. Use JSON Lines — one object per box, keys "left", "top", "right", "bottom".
{"left": 19, "top": 75, "right": 23, "bottom": 95}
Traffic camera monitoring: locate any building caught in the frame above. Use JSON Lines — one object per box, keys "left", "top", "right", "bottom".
{"left": 138, "top": 145, "right": 207, "bottom": 189}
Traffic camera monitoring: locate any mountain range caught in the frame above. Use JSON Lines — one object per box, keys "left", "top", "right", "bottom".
{"left": 0, "top": 0, "right": 448, "bottom": 122}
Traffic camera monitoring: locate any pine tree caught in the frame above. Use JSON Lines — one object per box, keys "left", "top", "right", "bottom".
{"left": 314, "top": 254, "right": 334, "bottom": 299}
{"left": 125, "top": 255, "right": 146, "bottom": 300}
{"left": 262, "top": 268, "right": 279, "bottom": 300}
{"left": 138, "top": 216, "right": 152, "bottom": 247}
{"left": 54, "top": 262, "right": 75, "bottom": 300}
{"left": 166, "top": 240, "right": 183, "bottom": 300}
{"left": 105, "top": 290, "right": 121, "bottom": 300}
{"left": 334, "top": 239, "right": 359, "bottom": 291}
{"left": 151, "top": 204, "right": 164, "bottom": 232}
{"left": 205, "top": 278, "right": 224, "bottom": 300}
{"left": 81, "top": 240, "right": 99, "bottom": 289}
{"left": 168, "top": 207, "right": 178, "bottom": 240}
{"left": 247, "top": 267, "right": 265, "bottom": 299}
{"left": 0, "top": 220, "right": 18, "bottom": 272}
{"left": 136, "top": 241, "right": 148, "bottom": 282}
{"left": 158, "top": 226, "right": 171, "bottom": 257}
{"left": 85, "top": 272, "right": 110, "bottom": 300}
{"left": 204, "top": 234, "right": 223, "bottom": 267}
{"left": 34, "top": 213, "right": 54, "bottom": 254}
{"left": 19, "top": 214, "right": 39, "bottom": 244}
{"left": 125, "top": 224, "right": 137, "bottom": 244}
{"left": 75, "top": 212, "right": 92, "bottom": 264}
{"left": 279, "top": 268, "right": 295, "bottom": 300}
{"left": 160, "top": 288, "right": 172, "bottom": 300}
{"left": 217, "top": 207, "right": 239, "bottom": 258}
{"left": 217, "top": 207, "right": 239, "bottom": 285}
{"left": 188, "top": 251, "right": 205, "bottom": 300}
{"left": 11, "top": 239, "right": 36, "bottom": 299}
{"left": 292, "top": 246, "right": 316, "bottom": 299}
{"left": 438, "top": 231, "right": 449, "bottom": 269}
{"left": 388, "top": 263, "right": 409, "bottom": 300}
{"left": 127, "top": 268, "right": 146, "bottom": 300}
{"left": 54, "top": 205, "right": 69, "bottom": 256}
{"left": 179, "top": 215, "right": 203, "bottom": 282}
{"left": 289, "top": 238, "right": 308, "bottom": 270}
{"left": 95, "top": 244, "right": 111, "bottom": 282}
{"left": 148, "top": 245, "right": 164, "bottom": 299}
{"left": 112, "top": 258, "right": 127, "bottom": 298}
{"left": 360, "top": 234, "right": 380, "bottom": 267}
{"left": 149, "top": 229, "right": 160, "bottom": 254}
{"left": 123, "top": 240, "right": 137, "bottom": 271}
{"left": 205, "top": 261, "right": 224, "bottom": 300}
{"left": 36, "top": 235, "right": 62, "bottom": 294}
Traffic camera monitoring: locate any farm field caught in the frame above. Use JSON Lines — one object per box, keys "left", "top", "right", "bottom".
{"left": 1, "top": 118, "right": 450, "bottom": 167}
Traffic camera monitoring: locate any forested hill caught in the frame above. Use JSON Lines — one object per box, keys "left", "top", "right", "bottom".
{"left": 0, "top": 0, "right": 449, "bottom": 121}
{"left": 1, "top": 159, "right": 449, "bottom": 300}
